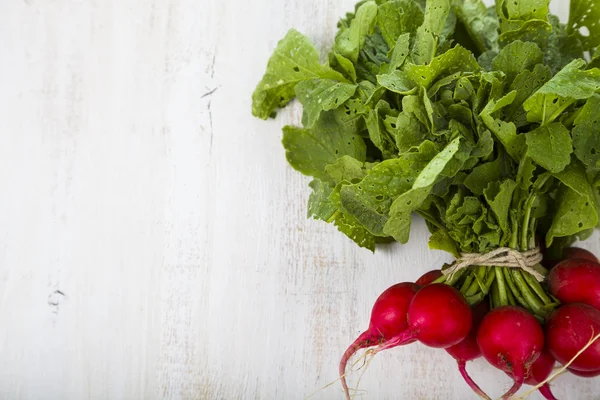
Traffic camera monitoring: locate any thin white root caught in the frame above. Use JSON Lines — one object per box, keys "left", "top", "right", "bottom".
{"left": 350, "top": 349, "right": 375, "bottom": 400}
{"left": 303, "top": 349, "right": 375, "bottom": 400}
{"left": 513, "top": 331, "right": 600, "bottom": 400}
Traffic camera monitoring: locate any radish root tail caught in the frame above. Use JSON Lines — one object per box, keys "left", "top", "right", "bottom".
{"left": 457, "top": 361, "right": 491, "bottom": 400}
{"left": 349, "top": 349, "right": 375, "bottom": 400}
{"left": 339, "top": 331, "right": 375, "bottom": 400}
{"left": 538, "top": 383, "right": 558, "bottom": 400}
{"left": 502, "top": 362, "right": 524, "bottom": 400}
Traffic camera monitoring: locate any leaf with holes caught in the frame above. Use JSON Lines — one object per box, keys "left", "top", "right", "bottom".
{"left": 496, "top": 0, "right": 550, "bottom": 23}
{"left": 295, "top": 79, "right": 358, "bottom": 128}
{"left": 365, "top": 100, "right": 399, "bottom": 158}
{"left": 405, "top": 45, "right": 481, "bottom": 88}
{"left": 412, "top": 0, "right": 452, "bottom": 65}
{"left": 523, "top": 59, "right": 600, "bottom": 124}
{"left": 377, "top": 0, "right": 423, "bottom": 48}
{"left": 340, "top": 141, "right": 438, "bottom": 236}
{"left": 381, "top": 33, "right": 411, "bottom": 74}
{"left": 252, "top": 29, "right": 348, "bottom": 119}
{"left": 567, "top": 0, "right": 600, "bottom": 52}
{"left": 383, "top": 138, "right": 463, "bottom": 242}
{"left": 547, "top": 162, "right": 598, "bottom": 246}
{"left": 491, "top": 40, "right": 543, "bottom": 86}
{"left": 525, "top": 122, "right": 573, "bottom": 173}
{"left": 455, "top": 0, "right": 500, "bottom": 54}
{"left": 281, "top": 111, "right": 367, "bottom": 181}
{"left": 334, "top": 1, "right": 378, "bottom": 64}
{"left": 331, "top": 181, "right": 378, "bottom": 251}
{"left": 504, "top": 64, "right": 552, "bottom": 127}
{"left": 307, "top": 179, "right": 337, "bottom": 221}
{"left": 573, "top": 95, "right": 600, "bottom": 170}
{"left": 325, "top": 155, "right": 372, "bottom": 185}
{"left": 377, "top": 70, "right": 417, "bottom": 94}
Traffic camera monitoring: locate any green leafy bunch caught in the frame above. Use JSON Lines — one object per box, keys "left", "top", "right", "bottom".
{"left": 252, "top": 0, "right": 600, "bottom": 265}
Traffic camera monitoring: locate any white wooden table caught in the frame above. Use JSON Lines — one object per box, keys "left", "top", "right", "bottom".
{"left": 1, "top": 0, "right": 599, "bottom": 399}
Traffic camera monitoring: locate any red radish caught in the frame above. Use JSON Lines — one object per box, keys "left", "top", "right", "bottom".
{"left": 446, "top": 301, "right": 489, "bottom": 399}
{"left": 546, "top": 303, "right": 600, "bottom": 371}
{"left": 376, "top": 284, "right": 472, "bottom": 350}
{"left": 339, "top": 283, "right": 419, "bottom": 399}
{"left": 562, "top": 247, "right": 599, "bottom": 263}
{"left": 548, "top": 258, "right": 600, "bottom": 311}
{"left": 416, "top": 269, "right": 442, "bottom": 286}
{"left": 568, "top": 367, "right": 600, "bottom": 377}
{"left": 477, "top": 306, "right": 544, "bottom": 399}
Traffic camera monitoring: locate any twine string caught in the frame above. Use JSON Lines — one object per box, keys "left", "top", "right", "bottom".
{"left": 442, "top": 247, "right": 544, "bottom": 282}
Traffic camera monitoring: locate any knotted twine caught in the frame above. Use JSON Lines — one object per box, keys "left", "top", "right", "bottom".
{"left": 442, "top": 247, "right": 545, "bottom": 282}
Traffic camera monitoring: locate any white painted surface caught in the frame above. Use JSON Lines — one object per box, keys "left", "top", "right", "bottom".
{"left": 0, "top": 0, "right": 598, "bottom": 399}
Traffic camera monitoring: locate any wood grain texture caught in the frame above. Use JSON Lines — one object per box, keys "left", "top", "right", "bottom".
{"left": 0, "top": 0, "right": 598, "bottom": 399}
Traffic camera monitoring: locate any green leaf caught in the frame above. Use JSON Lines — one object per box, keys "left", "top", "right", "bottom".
{"left": 329, "top": 52, "right": 358, "bottom": 82}
{"left": 252, "top": 29, "right": 347, "bottom": 119}
{"left": 482, "top": 90, "right": 518, "bottom": 116}
{"left": 554, "top": 161, "right": 595, "bottom": 198}
{"left": 332, "top": 212, "right": 377, "bottom": 251}
{"left": 330, "top": 182, "right": 377, "bottom": 251}
{"left": 567, "top": 0, "right": 600, "bottom": 52}
{"left": 573, "top": 95, "right": 600, "bottom": 170}
{"left": 325, "top": 155, "right": 370, "bottom": 184}
{"left": 525, "top": 122, "right": 573, "bottom": 173}
{"left": 428, "top": 229, "right": 460, "bottom": 257}
{"left": 394, "top": 110, "right": 427, "bottom": 152}
{"left": 334, "top": 1, "right": 378, "bottom": 64}
{"left": 590, "top": 47, "right": 600, "bottom": 69}
{"left": 307, "top": 179, "right": 337, "bottom": 221}
{"left": 491, "top": 41, "right": 543, "bottom": 86}
{"left": 377, "top": 0, "right": 424, "bottom": 47}
{"left": 499, "top": 21, "right": 552, "bottom": 49}
{"left": 523, "top": 59, "right": 600, "bottom": 124}
{"left": 412, "top": 0, "right": 451, "bottom": 65}
{"left": 295, "top": 79, "right": 358, "bottom": 127}
{"left": 517, "top": 155, "right": 537, "bottom": 192}
{"left": 377, "top": 70, "right": 417, "bottom": 94}
{"left": 547, "top": 162, "right": 599, "bottom": 246}
{"left": 281, "top": 111, "right": 367, "bottom": 181}
{"left": 454, "top": 0, "right": 500, "bottom": 54}
{"left": 340, "top": 141, "right": 438, "bottom": 235}
{"left": 383, "top": 138, "right": 463, "bottom": 242}
{"left": 405, "top": 45, "right": 481, "bottom": 88}
{"left": 504, "top": 64, "right": 552, "bottom": 126}
{"left": 464, "top": 155, "right": 511, "bottom": 196}
{"left": 309, "top": 161, "right": 378, "bottom": 250}
{"left": 480, "top": 103, "right": 526, "bottom": 161}
{"left": 484, "top": 179, "right": 517, "bottom": 235}
{"left": 496, "top": 0, "right": 550, "bottom": 21}
{"left": 365, "top": 100, "right": 398, "bottom": 157}
{"left": 442, "top": 190, "right": 501, "bottom": 253}
{"left": 355, "top": 33, "right": 391, "bottom": 84}
{"left": 382, "top": 33, "right": 411, "bottom": 73}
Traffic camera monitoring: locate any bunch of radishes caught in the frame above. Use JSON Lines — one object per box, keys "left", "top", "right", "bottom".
{"left": 340, "top": 247, "right": 600, "bottom": 399}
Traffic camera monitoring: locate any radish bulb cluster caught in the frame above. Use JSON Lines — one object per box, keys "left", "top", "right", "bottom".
{"left": 340, "top": 247, "right": 600, "bottom": 398}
